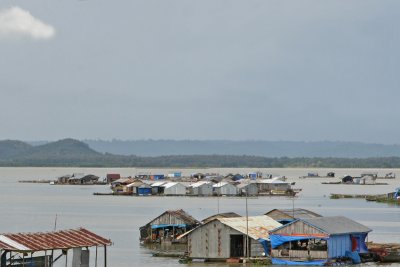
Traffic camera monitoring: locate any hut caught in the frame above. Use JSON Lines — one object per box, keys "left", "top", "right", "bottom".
{"left": 213, "top": 182, "right": 237, "bottom": 196}
{"left": 162, "top": 182, "right": 187, "bottom": 196}
{"left": 139, "top": 209, "right": 200, "bottom": 244}
{"left": 184, "top": 215, "right": 282, "bottom": 260}
{"left": 0, "top": 228, "right": 111, "bottom": 267}
{"left": 269, "top": 216, "right": 372, "bottom": 265}
{"left": 236, "top": 183, "right": 259, "bottom": 196}
{"left": 189, "top": 181, "right": 213, "bottom": 196}
{"left": 265, "top": 208, "right": 322, "bottom": 224}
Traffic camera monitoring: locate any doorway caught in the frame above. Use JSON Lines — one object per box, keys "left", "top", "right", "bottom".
{"left": 230, "top": 235, "right": 244, "bottom": 257}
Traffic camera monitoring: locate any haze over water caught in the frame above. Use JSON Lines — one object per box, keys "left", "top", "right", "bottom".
{"left": 0, "top": 167, "right": 399, "bottom": 267}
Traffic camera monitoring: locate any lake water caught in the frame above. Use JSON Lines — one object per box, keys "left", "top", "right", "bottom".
{"left": 0, "top": 167, "right": 399, "bottom": 267}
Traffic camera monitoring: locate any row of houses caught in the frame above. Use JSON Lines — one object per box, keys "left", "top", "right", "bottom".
{"left": 110, "top": 178, "right": 298, "bottom": 197}
{"left": 140, "top": 209, "right": 372, "bottom": 265}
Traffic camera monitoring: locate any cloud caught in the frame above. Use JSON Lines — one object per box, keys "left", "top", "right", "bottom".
{"left": 0, "top": 6, "right": 55, "bottom": 40}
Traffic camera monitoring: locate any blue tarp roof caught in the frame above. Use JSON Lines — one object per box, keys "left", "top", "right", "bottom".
{"left": 272, "top": 258, "right": 327, "bottom": 266}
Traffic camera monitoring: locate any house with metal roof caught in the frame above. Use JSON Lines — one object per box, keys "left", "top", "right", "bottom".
{"left": 0, "top": 228, "right": 111, "bottom": 267}
{"left": 213, "top": 182, "right": 238, "bottom": 196}
{"left": 139, "top": 209, "right": 200, "bottom": 244}
{"left": 126, "top": 181, "right": 152, "bottom": 196}
{"left": 236, "top": 182, "right": 259, "bottom": 196}
{"left": 269, "top": 216, "right": 372, "bottom": 265}
{"left": 265, "top": 208, "right": 322, "bottom": 224}
{"left": 162, "top": 182, "right": 187, "bottom": 196}
{"left": 188, "top": 181, "right": 213, "bottom": 196}
{"left": 185, "top": 215, "right": 282, "bottom": 261}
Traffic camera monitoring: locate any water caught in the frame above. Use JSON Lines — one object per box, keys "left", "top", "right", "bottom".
{"left": 0, "top": 167, "right": 399, "bottom": 267}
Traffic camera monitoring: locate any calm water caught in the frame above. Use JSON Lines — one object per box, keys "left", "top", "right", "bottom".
{"left": 0, "top": 167, "right": 399, "bottom": 267}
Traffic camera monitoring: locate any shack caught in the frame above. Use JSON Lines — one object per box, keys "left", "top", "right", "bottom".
{"left": 188, "top": 181, "right": 213, "bottom": 196}
{"left": 0, "top": 228, "right": 111, "bottom": 267}
{"left": 184, "top": 215, "right": 282, "bottom": 260}
{"left": 139, "top": 209, "right": 200, "bottom": 244}
{"left": 213, "top": 182, "right": 237, "bottom": 196}
{"left": 150, "top": 181, "right": 167, "bottom": 194}
{"left": 110, "top": 178, "right": 136, "bottom": 193}
{"left": 126, "top": 181, "right": 152, "bottom": 195}
{"left": 269, "top": 216, "right": 372, "bottom": 265}
{"left": 68, "top": 174, "right": 99, "bottom": 185}
{"left": 265, "top": 208, "right": 322, "bottom": 224}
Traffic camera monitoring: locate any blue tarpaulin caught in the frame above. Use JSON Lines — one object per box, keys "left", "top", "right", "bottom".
{"left": 151, "top": 224, "right": 187, "bottom": 229}
{"left": 270, "top": 234, "right": 327, "bottom": 248}
{"left": 271, "top": 258, "right": 327, "bottom": 266}
{"left": 258, "top": 238, "right": 270, "bottom": 256}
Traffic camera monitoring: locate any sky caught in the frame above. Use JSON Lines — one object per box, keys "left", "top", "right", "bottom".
{"left": 0, "top": 1, "right": 399, "bottom": 143}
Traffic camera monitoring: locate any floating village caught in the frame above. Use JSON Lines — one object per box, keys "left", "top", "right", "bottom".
{"left": 7, "top": 170, "right": 400, "bottom": 266}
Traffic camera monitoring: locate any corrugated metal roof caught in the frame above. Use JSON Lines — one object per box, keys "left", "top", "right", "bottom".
{"left": 0, "top": 228, "right": 112, "bottom": 252}
{"left": 298, "top": 216, "right": 372, "bottom": 235}
{"left": 162, "top": 182, "right": 181, "bottom": 188}
{"left": 151, "top": 181, "right": 166, "bottom": 187}
{"left": 266, "top": 208, "right": 322, "bottom": 219}
{"left": 190, "top": 181, "right": 211, "bottom": 188}
{"left": 213, "top": 182, "right": 231, "bottom": 188}
{"left": 219, "top": 215, "right": 282, "bottom": 240}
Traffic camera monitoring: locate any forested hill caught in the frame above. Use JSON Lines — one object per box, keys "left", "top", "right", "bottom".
{"left": 84, "top": 139, "right": 400, "bottom": 158}
{"left": 2, "top": 139, "right": 400, "bottom": 167}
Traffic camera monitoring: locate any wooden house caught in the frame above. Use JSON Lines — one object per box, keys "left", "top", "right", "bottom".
{"left": 139, "top": 209, "right": 200, "bottom": 244}
{"left": 184, "top": 216, "right": 281, "bottom": 260}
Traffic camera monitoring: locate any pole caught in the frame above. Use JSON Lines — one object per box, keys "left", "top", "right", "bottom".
{"left": 104, "top": 245, "right": 107, "bottom": 267}
{"left": 95, "top": 246, "right": 98, "bottom": 267}
{"left": 245, "top": 190, "right": 249, "bottom": 259}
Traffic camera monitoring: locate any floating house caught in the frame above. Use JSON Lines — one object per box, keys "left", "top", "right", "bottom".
{"left": 0, "top": 228, "right": 111, "bottom": 267}
{"left": 110, "top": 178, "right": 136, "bottom": 193}
{"left": 213, "top": 182, "right": 238, "bottom": 196}
{"left": 256, "top": 179, "right": 294, "bottom": 195}
{"left": 167, "top": 172, "right": 182, "bottom": 178}
{"left": 139, "top": 209, "right": 200, "bottom": 244}
{"left": 57, "top": 173, "right": 99, "bottom": 185}
{"left": 150, "top": 181, "right": 167, "bottom": 194}
{"left": 126, "top": 181, "right": 152, "bottom": 196}
{"left": 184, "top": 215, "right": 282, "bottom": 260}
{"left": 236, "top": 183, "right": 259, "bottom": 196}
{"left": 269, "top": 216, "right": 372, "bottom": 265}
{"left": 151, "top": 174, "right": 165, "bottom": 180}
{"left": 265, "top": 208, "right": 322, "bottom": 224}
{"left": 162, "top": 182, "right": 187, "bottom": 196}
{"left": 188, "top": 181, "right": 213, "bottom": 196}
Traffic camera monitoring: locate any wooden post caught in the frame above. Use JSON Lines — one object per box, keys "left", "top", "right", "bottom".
{"left": 104, "top": 245, "right": 107, "bottom": 267}
{"left": 65, "top": 250, "right": 68, "bottom": 267}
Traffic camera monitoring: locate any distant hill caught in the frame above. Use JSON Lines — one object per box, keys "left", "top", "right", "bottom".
{"left": 83, "top": 139, "right": 400, "bottom": 158}
{"left": 1, "top": 139, "right": 103, "bottom": 166}
{"left": 3, "top": 138, "right": 400, "bottom": 167}
{"left": 0, "top": 140, "right": 32, "bottom": 161}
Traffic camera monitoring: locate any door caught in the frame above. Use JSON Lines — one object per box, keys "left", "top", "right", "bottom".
{"left": 230, "top": 235, "right": 244, "bottom": 257}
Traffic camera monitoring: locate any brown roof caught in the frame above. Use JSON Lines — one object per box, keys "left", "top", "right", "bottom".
{"left": 0, "top": 228, "right": 112, "bottom": 252}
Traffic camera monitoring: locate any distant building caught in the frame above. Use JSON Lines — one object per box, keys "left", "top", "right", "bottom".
{"left": 213, "top": 182, "right": 237, "bottom": 196}
{"left": 106, "top": 173, "right": 120, "bottom": 184}
{"left": 236, "top": 183, "right": 259, "bottom": 196}
{"left": 162, "top": 182, "right": 187, "bottom": 196}
{"left": 188, "top": 181, "right": 213, "bottom": 196}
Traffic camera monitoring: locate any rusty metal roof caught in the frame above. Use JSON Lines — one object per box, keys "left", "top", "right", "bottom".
{"left": 218, "top": 215, "right": 282, "bottom": 240}
{"left": 0, "top": 228, "right": 111, "bottom": 252}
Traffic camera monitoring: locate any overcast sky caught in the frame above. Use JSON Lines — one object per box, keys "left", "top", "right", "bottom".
{"left": 0, "top": 1, "right": 399, "bottom": 143}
